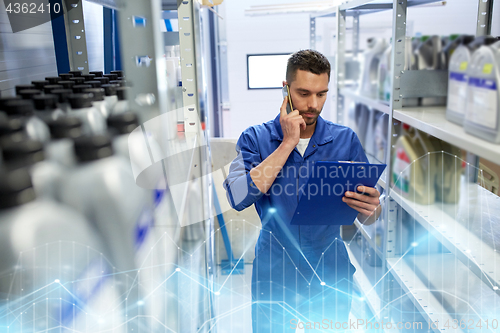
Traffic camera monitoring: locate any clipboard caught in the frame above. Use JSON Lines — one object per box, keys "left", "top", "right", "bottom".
{"left": 290, "top": 161, "right": 386, "bottom": 225}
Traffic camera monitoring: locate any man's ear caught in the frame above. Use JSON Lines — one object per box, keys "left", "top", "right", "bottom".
{"left": 283, "top": 81, "right": 287, "bottom": 87}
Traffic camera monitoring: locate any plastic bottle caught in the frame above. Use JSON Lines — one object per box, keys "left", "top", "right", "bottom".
{"left": 86, "top": 80, "right": 102, "bottom": 88}
{"left": 67, "top": 94, "right": 107, "bottom": 135}
{"left": 45, "top": 76, "right": 61, "bottom": 85}
{"left": 15, "top": 84, "right": 35, "bottom": 95}
{"left": 94, "top": 77, "right": 110, "bottom": 86}
{"left": 46, "top": 117, "right": 82, "bottom": 167}
{"left": 2, "top": 139, "right": 63, "bottom": 199}
{"left": 69, "top": 77, "right": 86, "bottom": 85}
{"left": 354, "top": 103, "right": 371, "bottom": 145}
{"left": 107, "top": 114, "right": 172, "bottom": 329}
{"left": 68, "top": 70, "right": 83, "bottom": 77}
{"left": 32, "top": 80, "right": 49, "bottom": 90}
{"left": 2, "top": 100, "right": 51, "bottom": 143}
{"left": 33, "top": 94, "right": 65, "bottom": 122}
{"left": 58, "top": 73, "right": 73, "bottom": 80}
{"left": 44, "top": 84, "right": 63, "bottom": 94}
{"left": 82, "top": 74, "right": 96, "bottom": 82}
{"left": 415, "top": 35, "right": 447, "bottom": 106}
{"left": 392, "top": 126, "right": 436, "bottom": 205}
{"left": 101, "top": 84, "right": 119, "bottom": 111}
{"left": 446, "top": 36, "right": 497, "bottom": 125}
{"left": 18, "top": 88, "right": 42, "bottom": 100}
{"left": 51, "top": 88, "right": 73, "bottom": 112}
{"left": 463, "top": 40, "right": 500, "bottom": 143}
{"left": 359, "top": 38, "right": 388, "bottom": 98}
{"left": 83, "top": 87, "right": 109, "bottom": 118}
{"left": 72, "top": 84, "right": 92, "bottom": 93}
{"left": 59, "top": 135, "right": 163, "bottom": 329}
{"left": 112, "top": 87, "right": 130, "bottom": 115}
{"left": 0, "top": 168, "right": 124, "bottom": 333}
{"left": 377, "top": 37, "right": 419, "bottom": 106}
{"left": 110, "top": 70, "right": 124, "bottom": 78}
{"left": 57, "top": 80, "right": 76, "bottom": 90}
{"left": 89, "top": 71, "right": 104, "bottom": 77}
{"left": 103, "top": 73, "right": 118, "bottom": 81}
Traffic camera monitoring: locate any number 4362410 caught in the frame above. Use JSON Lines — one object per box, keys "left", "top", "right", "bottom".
{"left": 5, "top": 2, "right": 61, "bottom": 14}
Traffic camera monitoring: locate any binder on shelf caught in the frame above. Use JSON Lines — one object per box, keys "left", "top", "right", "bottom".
{"left": 290, "top": 161, "right": 386, "bottom": 225}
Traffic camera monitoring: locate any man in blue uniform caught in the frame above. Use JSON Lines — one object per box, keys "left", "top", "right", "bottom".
{"left": 224, "top": 50, "right": 381, "bottom": 332}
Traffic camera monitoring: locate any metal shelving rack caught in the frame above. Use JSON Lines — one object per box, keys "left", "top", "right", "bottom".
{"left": 311, "top": 0, "right": 500, "bottom": 331}
{"left": 61, "top": 0, "right": 216, "bottom": 331}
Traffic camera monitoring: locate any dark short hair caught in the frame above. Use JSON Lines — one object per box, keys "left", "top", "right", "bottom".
{"left": 286, "top": 49, "right": 331, "bottom": 85}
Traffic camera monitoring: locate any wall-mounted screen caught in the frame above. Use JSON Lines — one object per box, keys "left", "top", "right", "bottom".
{"left": 247, "top": 54, "right": 291, "bottom": 89}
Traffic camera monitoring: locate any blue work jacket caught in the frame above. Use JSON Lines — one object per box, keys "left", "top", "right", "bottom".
{"left": 223, "top": 114, "right": 368, "bottom": 329}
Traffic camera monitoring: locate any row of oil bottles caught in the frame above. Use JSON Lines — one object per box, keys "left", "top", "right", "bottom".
{"left": 358, "top": 34, "right": 500, "bottom": 143}
{"left": 0, "top": 71, "right": 182, "bottom": 332}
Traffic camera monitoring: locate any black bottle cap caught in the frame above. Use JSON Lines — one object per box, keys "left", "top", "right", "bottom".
{"left": 58, "top": 80, "right": 76, "bottom": 89}
{"left": 33, "top": 95, "right": 59, "bottom": 111}
{"left": 0, "top": 96, "right": 21, "bottom": 109}
{"left": 83, "top": 74, "right": 96, "bottom": 81}
{"left": 94, "top": 77, "right": 110, "bottom": 85}
{"left": 68, "top": 94, "right": 93, "bottom": 109}
{"left": 110, "top": 70, "right": 124, "bottom": 78}
{"left": 2, "top": 139, "right": 45, "bottom": 167}
{"left": 72, "top": 84, "right": 92, "bottom": 93}
{"left": 0, "top": 167, "right": 36, "bottom": 209}
{"left": 18, "top": 89, "right": 42, "bottom": 100}
{"left": 69, "top": 77, "right": 86, "bottom": 84}
{"left": 86, "top": 80, "right": 102, "bottom": 88}
{"left": 48, "top": 117, "right": 83, "bottom": 139}
{"left": 3, "top": 100, "right": 34, "bottom": 116}
{"left": 89, "top": 71, "right": 103, "bottom": 77}
{"left": 0, "top": 117, "right": 25, "bottom": 141}
{"left": 68, "top": 70, "right": 82, "bottom": 77}
{"left": 103, "top": 73, "right": 118, "bottom": 81}
{"left": 109, "top": 80, "right": 125, "bottom": 87}
{"left": 74, "top": 135, "right": 114, "bottom": 162}
{"left": 44, "top": 85, "right": 63, "bottom": 94}
{"left": 83, "top": 88, "right": 105, "bottom": 101}
{"left": 101, "top": 84, "right": 117, "bottom": 96}
{"left": 32, "top": 80, "right": 49, "bottom": 90}
{"left": 45, "top": 76, "right": 61, "bottom": 84}
{"left": 50, "top": 89, "right": 74, "bottom": 103}
{"left": 107, "top": 112, "right": 139, "bottom": 135}
{"left": 15, "top": 84, "right": 36, "bottom": 95}
{"left": 116, "top": 87, "right": 128, "bottom": 101}
{"left": 59, "top": 73, "right": 73, "bottom": 80}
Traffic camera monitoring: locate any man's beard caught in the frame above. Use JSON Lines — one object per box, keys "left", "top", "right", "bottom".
{"left": 299, "top": 109, "right": 321, "bottom": 125}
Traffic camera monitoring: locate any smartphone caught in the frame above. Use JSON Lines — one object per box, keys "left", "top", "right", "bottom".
{"left": 281, "top": 85, "right": 293, "bottom": 114}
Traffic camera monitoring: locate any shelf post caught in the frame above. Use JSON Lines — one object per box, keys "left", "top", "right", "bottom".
{"left": 352, "top": 12, "right": 360, "bottom": 58}
{"left": 335, "top": 7, "right": 346, "bottom": 125}
{"left": 476, "top": 0, "right": 495, "bottom": 36}
{"left": 310, "top": 16, "right": 316, "bottom": 50}
{"left": 62, "top": 0, "right": 89, "bottom": 73}
{"left": 178, "top": 0, "right": 202, "bottom": 133}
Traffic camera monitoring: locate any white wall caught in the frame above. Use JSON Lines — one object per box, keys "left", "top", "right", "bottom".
{"left": 220, "top": 0, "right": 311, "bottom": 138}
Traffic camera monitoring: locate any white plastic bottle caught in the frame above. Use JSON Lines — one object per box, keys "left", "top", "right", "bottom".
{"left": 0, "top": 168, "right": 124, "bottom": 333}
{"left": 2, "top": 139, "right": 63, "bottom": 200}
{"left": 446, "top": 36, "right": 497, "bottom": 125}
{"left": 464, "top": 40, "right": 500, "bottom": 143}
{"left": 33, "top": 94, "right": 65, "bottom": 122}
{"left": 111, "top": 87, "right": 130, "bottom": 115}
{"left": 67, "top": 93, "right": 107, "bottom": 135}
{"left": 59, "top": 135, "right": 164, "bottom": 329}
{"left": 46, "top": 116, "right": 83, "bottom": 167}
{"left": 83, "top": 87, "right": 110, "bottom": 118}
{"left": 359, "top": 38, "right": 388, "bottom": 98}
{"left": 2, "top": 99, "right": 51, "bottom": 143}
{"left": 102, "top": 84, "right": 119, "bottom": 111}
{"left": 415, "top": 35, "right": 447, "bottom": 106}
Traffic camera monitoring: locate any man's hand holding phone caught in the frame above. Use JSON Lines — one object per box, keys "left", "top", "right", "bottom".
{"left": 280, "top": 84, "right": 306, "bottom": 151}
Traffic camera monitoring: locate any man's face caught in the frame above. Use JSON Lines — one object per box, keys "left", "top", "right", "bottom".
{"left": 288, "top": 69, "right": 329, "bottom": 126}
